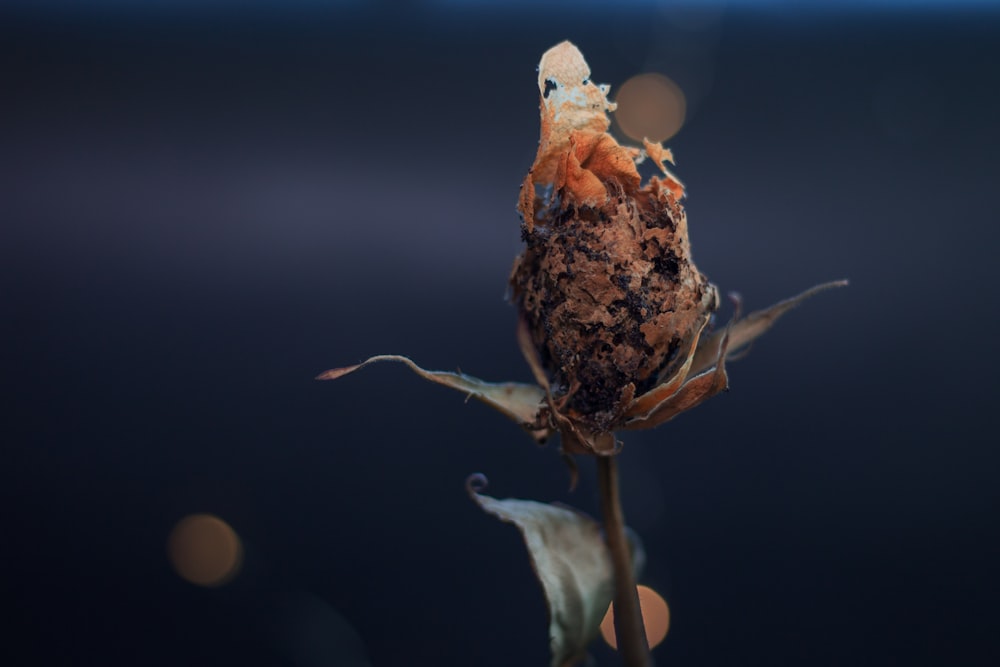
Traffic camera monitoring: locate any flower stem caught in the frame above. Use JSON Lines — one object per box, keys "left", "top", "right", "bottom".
{"left": 597, "top": 455, "right": 650, "bottom": 667}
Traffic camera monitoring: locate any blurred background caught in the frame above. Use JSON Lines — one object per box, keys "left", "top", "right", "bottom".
{"left": 3, "top": 1, "right": 999, "bottom": 665}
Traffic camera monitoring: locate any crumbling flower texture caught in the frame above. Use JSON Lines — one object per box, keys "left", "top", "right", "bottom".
{"left": 320, "top": 41, "right": 845, "bottom": 459}
{"left": 511, "top": 42, "right": 715, "bottom": 437}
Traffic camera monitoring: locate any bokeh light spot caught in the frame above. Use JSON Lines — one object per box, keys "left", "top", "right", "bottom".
{"left": 614, "top": 73, "right": 687, "bottom": 144}
{"left": 600, "top": 585, "right": 671, "bottom": 650}
{"left": 168, "top": 513, "right": 243, "bottom": 587}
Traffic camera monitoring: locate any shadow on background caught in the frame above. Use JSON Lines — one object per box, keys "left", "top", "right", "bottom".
{"left": 3, "top": 2, "right": 999, "bottom": 665}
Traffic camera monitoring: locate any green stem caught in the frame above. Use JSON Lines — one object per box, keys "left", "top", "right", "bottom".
{"left": 597, "top": 455, "right": 650, "bottom": 667}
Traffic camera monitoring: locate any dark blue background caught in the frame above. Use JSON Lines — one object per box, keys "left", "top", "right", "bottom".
{"left": 3, "top": 2, "right": 999, "bottom": 665}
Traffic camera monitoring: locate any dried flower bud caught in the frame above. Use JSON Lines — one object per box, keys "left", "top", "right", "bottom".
{"left": 510, "top": 41, "right": 717, "bottom": 432}
{"left": 320, "top": 41, "right": 844, "bottom": 460}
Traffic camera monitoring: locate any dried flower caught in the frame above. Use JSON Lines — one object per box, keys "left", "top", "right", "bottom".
{"left": 319, "top": 41, "right": 845, "bottom": 461}
{"left": 511, "top": 42, "right": 716, "bottom": 453}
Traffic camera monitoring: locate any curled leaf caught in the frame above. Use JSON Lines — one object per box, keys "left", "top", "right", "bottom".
{"left": 467, "top": 474, "right": 644, "bottom": 667}
{"left": 690, "top": 280, "right": 849, "bottom": 377}
{"left": 317, "top": 355, "right": 551, "bottom": 442}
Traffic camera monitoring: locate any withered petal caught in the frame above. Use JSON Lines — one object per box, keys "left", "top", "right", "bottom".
{"left": 622, "top": 320, "right": 733, "bottom": 431}
{"left": 556, "top": 136, "right": 608, "bottom": 206}
{"left": 576, "top": 132, "right": 642, "bottom": 192}
{"left": 623, "top": 314, "right": 708, "bottom": 420}
{"left": 624, "top": 282, "right": 717, "bottom": 421}
{"left": 689, "top": 279, "right": 849, "bottom": 377}
{"left": 317, "top": 355, "right": 551, "bottom": 442}
{"left": 642, "top": 138, "right": 685, "bottom": 198}
{"left": 642, "top": 138, "right": 675, "bottom": 167}
{"left": 532, "top": 41, "right": 616, "bottom": 188}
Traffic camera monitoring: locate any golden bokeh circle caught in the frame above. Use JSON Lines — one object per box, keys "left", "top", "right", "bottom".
{"left": 167, "top": 513, "right": 243, "bottom": 587}
{"left": 600, "top": 584, "right": 671, "bottom": 650}
{"left": 614, "top": 73, "right": 687, "bottom": 144}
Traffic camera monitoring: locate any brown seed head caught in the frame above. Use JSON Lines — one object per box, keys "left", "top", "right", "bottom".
{"left": 510, "top": 42, "right": 717, "bottom": 431}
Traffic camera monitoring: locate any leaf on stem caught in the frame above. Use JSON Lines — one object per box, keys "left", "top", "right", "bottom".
{"left": 316, "top": 355, "right": 551, "bottom": 442}
{"left": 466, "top": 474, "right": 644, "bottom": 667}
{"left": 689, "top": 280, "right": 849, "bottom": 377}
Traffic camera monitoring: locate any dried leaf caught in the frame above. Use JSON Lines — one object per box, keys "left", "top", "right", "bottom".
{"left": 689, "top": 280, "right": 849, "bottom": 377}
{"left": 317, "top": 355, "right": 551, "bottom": 442}
{"left": 466, "top": 474, "right": 644, "bottom": 667}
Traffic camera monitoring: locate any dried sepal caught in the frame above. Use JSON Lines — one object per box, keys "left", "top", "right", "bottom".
{"left": 466, "top": 474, "right": 644, "bottom": 667}
{"left": 689, "top": 280, "right": 849, "bottom": 377}
{"left": 317, "top": 355, "right": 551, "bottom": 442}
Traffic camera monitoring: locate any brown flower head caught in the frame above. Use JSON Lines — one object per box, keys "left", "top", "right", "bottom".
{"left": 510, "top": 41, "right": 716, "bottom": 440}
{"left": 319, "top": 42, "right": 845, "bottom": 461}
